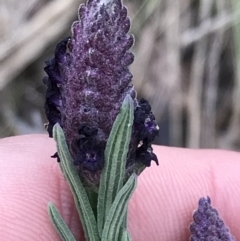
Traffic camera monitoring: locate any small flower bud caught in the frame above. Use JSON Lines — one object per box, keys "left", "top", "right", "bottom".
{"left": 190, "top": 197, "right": 235, "bottom": 241}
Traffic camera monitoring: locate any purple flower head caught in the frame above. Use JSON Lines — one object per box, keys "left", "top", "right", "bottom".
{"left": 43, "top": 0, "right": 159, "bottom": 185}
{"left": 189, "top": 197, "right": 235, "bottom": 241}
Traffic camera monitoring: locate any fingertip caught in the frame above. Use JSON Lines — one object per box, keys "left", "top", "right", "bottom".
{"left": 1, "top": 136, "right": 239, "bottom": 241}
{"left": 0, "top": 135, "right": 83, "bottom": 241}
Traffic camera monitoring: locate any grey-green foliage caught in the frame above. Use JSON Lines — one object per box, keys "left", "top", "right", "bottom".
{"left": 48, "top": 95, "right": 136, "bottom": 241}
{"left": 97, "top": 95, "right": 134, "bottom": 236}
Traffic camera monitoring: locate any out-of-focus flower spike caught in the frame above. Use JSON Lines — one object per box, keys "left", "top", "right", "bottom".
{"left": 189, "top": 197, "right": 235, "bottom": 241}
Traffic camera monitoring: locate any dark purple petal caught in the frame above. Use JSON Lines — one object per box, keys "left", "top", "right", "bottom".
{"left": 43, "top": 38, "right": 69, "bottom": 137}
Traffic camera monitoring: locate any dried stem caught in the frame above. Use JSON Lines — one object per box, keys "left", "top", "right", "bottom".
{"left": 187, "top": 0, "right": 213, "bottom": 148}
{"left": 165, "top": 0, "right": 182, "bottom": 146}
{"left": 201, "top": 0, "right": 225, "bottom": 148}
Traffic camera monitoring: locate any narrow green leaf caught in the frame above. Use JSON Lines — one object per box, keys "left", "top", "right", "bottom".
{"left": 48, "top": 202, "right": 76, "bottom": 241}
{"left": 101, "top": 174, "right": 137, "bottom": 241}
{"left": 97, "top": 95, "right": 134, "bottom": 235}
{"left": 122, "top": 211, "right": 128, "bottom": 230}
{"left": 121, "top": 230, "right": 132, "bottom": 241}
{"left": 53, "top": 124, "right": 100, "bottom": 241}
{"left": 86, "top": 188, "right": 98, "bottom": 218}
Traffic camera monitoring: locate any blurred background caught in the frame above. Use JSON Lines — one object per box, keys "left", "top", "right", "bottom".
{"left": 0, "top": 0, "right": 240, "bottom": 150}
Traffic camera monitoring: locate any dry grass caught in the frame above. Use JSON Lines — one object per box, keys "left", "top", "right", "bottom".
{"left": 0, "top": 0, "right": 239, "bottom": 150}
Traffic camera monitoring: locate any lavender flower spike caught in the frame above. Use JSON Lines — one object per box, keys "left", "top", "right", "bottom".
{"left": 190, "top": 197, "right": 235, "bottom": 241}
{"left": 43, "top": 0, "right": 159, "bottom": 185}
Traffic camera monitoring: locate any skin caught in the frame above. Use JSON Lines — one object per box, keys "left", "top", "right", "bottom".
{"left": 0, "top": 135, "right": 240, "bottom": 241}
